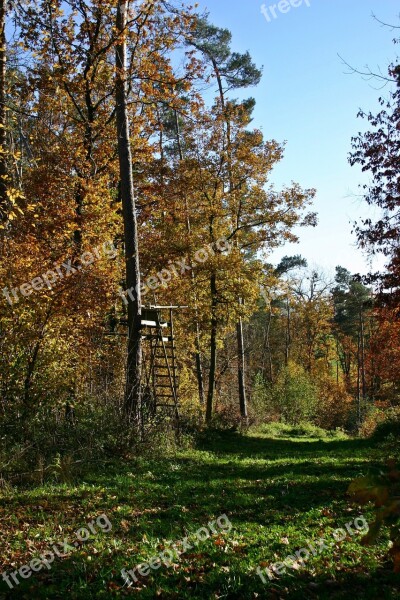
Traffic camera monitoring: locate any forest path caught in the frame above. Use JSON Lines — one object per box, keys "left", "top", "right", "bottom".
{"left": 0, "top": 425, "right": 398, "bottom": 598}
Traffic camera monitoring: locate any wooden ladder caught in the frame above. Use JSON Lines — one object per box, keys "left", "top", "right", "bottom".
{"left": 141, "top": 307, "right": 180, "bottom": 421}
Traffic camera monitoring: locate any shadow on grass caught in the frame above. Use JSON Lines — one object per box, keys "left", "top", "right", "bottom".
{"left": 0, "top": 431, "right": 392, "bottom": 599}
{"left": 195, "top": 430, "right": 373, "bottom": 459}
{"left": 0, "top": 432, "right": 380, "bottom": 535}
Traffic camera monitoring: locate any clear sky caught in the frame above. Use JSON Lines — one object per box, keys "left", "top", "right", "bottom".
{"left": 194, "top": 0, "right": 399, "bottom": 276}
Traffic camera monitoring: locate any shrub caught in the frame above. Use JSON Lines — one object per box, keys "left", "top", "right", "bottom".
{"left": 211, "top": 405, "right": 243, "bottom": 431}
{"left": 270, "top": 362, "right": 318, "bottom": 425}
{"left": 359, "top": 405, "right": 400, "bottom": 440}
{"left": 313, "top": 375, "right": 353, "bottom": 430}
{"left": 370, "top": 409, "right": 400, "bottom": 443}
{"left": 248, "top": 372, "right": 280, "bottom": 423}
{"left": 250, "top": 363, "right": 318, "bottom": 425}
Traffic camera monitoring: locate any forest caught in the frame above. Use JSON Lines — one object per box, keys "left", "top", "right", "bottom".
{"left": 0, "top": 1, "right": 399, "bottom": 598}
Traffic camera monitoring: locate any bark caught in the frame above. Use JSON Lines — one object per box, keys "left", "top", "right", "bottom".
{"left": 336, "top": 337, "right": 339, "bottom": 385}
{"left": 236, "top": 315, "right": 247, "bottom": 414}
{"left": 23, "top": 306, "right": 53, "bottom": 408}
{"left": 194, "top": 324, "right": 205, "bottom": 405}
{"left": 24, "top": 341, "right": 41, "bottom": 407}
{"left": 0, "top": 0, "right": 7, "bottom": 222}
{"left": 73, "top": 185, "right": 83, "bottom": 254}
{"left": 237, "top": 315, "right": 248, "bottom": 419}
{"left": 360, "top": 310, "right": 367, "bottom": 401}
{"left": 206, "top": 273, "right": 218, "bottom": 424}
{"left": 285, "top": 295, "right": 291, "bottom": 366}
{"left": 357, "top": 332, "right": 361, "bottom": 425}
{"left": 116, "top": 0, "right": 142, "bottom": 423}
{"left": 264, "top": 309, "right": 273, "bottom": 382}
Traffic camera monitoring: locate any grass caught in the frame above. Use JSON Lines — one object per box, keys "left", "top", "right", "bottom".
{"left": 0, "top": 424, "right": 399, "bottom": 599}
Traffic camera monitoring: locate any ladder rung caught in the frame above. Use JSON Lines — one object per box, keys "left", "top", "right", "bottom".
{"left": 143, "top": 335, "right": 173, "bottom": 342}
{"left": 141, "top": 320, "right": 171, "bottom": 328}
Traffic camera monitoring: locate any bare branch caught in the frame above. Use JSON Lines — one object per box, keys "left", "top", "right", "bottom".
{"left": 338, "top": 53, "right": 395, "bottom": 90}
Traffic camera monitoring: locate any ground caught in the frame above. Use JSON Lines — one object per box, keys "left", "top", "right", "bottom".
{"left": 0, "top": 425, "right": 399, "bottom": 599}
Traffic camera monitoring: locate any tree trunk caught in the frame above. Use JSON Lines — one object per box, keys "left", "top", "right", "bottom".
{"left": 24, "top": 342, "right": 40, "bottom": 407}
{"left": 116, "top": 0, "right": 142, "bottom": 423}
{"left": 194, "top": 323, "right": 205, "bottom": 405}
{"left": 0, "top": 0, "right": 7, "bottom": 222}
{"left": 237, "top": 315, "right": 248, "bottom": 419}
{"left": 285, "top": 295, "right": 291, "bottom": 366}
{"left": 357, "top": 332, "right": 361, "bottom": 426}
{"left": 261, "top": 307, "right": 274, "bottom": 383}
{"left": 336, "top": 337, "right": 339, "bottom": 384}
{"left": 360, "top": 310, "right": 366, "bottom": 402}
{"left": 206, "top": 273, "right": 218, "bottom": 424}
{"left": 23, "top": 305, "right": 53, "bottom": 410}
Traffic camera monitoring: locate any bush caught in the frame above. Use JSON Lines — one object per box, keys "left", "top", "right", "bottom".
{"left": 359, "top": 405, "right": 400, "bottom": 441}
{"left": 269, "top": 362, "right": 318, "bottom": 425}
{"left": 249, "top": 372, "right": 280, "bottom": 423}
{"left": 370, "top": 410, "right": 400, "bottom": 443}
{"left": 0, "top": 399, "right": 192, "bottom": 485}
{"left": 313, "top": 375, "right": 353, "bottom": 430}
{"left": 250, "top": 363, "right": 318, "bottom": 425}
{"left": 210, "top": 405, "right": 244, "bottom": 431}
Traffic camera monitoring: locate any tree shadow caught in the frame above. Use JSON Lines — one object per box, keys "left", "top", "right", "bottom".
{"left": 0, "top": 430, "right": 392, "bottom": 599}
{"left": 195, "top": 430, "right": 373, "bottom": 459}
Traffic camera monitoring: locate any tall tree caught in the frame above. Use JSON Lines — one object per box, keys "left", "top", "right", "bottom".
{"left": 275, "top": 256, "right": 308, "bottom": 367}
{"left": 188, "top": 17, "right": 262, "bottom": 421}
{"left": 115, "top": 0, "right": 142, "bottom": 422}
{"left": 332, "top": 267, "right": 373, "bottom": 422}
{"left": 0, "top": 0, "right": 7, "bottom": 224}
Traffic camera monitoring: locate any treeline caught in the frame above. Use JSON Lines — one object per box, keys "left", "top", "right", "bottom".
{"left": 246, "top": 262, "right": 399, "bottom": 431}
{"left": 0, "top": 1, "right": 398, "bottom": 459}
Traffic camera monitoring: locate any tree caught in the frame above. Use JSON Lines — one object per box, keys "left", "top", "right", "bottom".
{"left": 349, "top": 44, "right": 400, "bottom": 303}
{"left": 332, "top": 267, "right": 373, "bottom": 423}
{"left": 185, "top": 18, "right": 316, "bottom": 423}
{"left": 115, "top": 0, "right": 142, "bottom": 422}
{"left": 274, "top": 255, "right": 308, "bottom": 367}
{"left": 188, "top": 16, "right": 262, "bottom": 421}
{"left": 4, "top": 0, "right": 198, "bottom": 426}
{"left": 0, "top": 0, "right": 6, "bottom": 223}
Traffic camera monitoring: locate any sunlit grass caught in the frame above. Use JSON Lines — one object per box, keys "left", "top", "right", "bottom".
{"left": 0, "top": 425, "right": 398, "bottom": 598}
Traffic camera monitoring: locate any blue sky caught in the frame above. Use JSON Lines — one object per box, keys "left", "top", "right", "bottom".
{"left": 194, "top": 0, "right": 399, "bottom": 276}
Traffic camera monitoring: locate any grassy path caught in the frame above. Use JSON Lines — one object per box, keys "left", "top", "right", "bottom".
{"left": 0, "top": 426, "right": 399, "bottom": 599}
